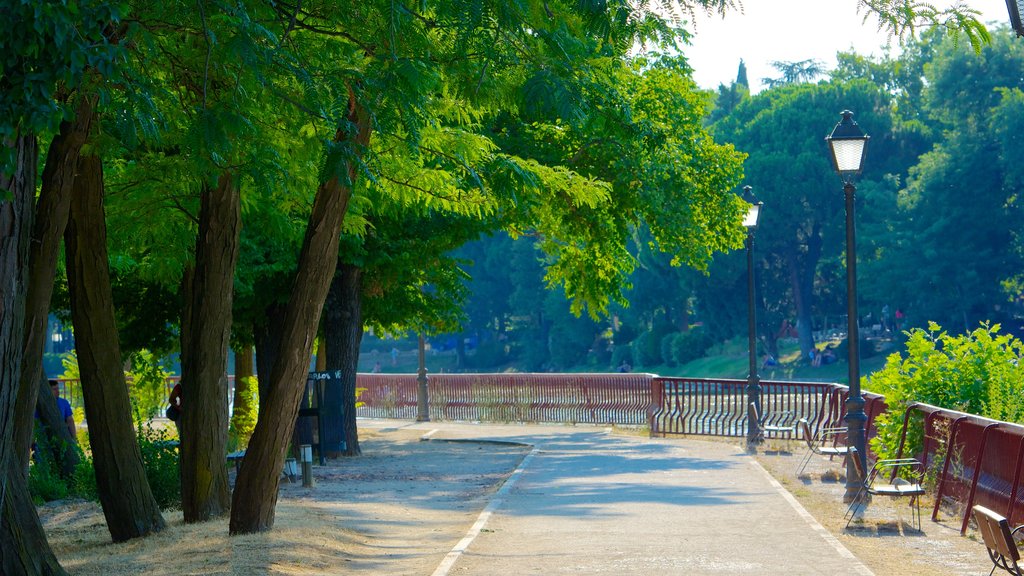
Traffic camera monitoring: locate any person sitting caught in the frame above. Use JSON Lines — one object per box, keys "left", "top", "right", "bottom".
{"left": 617, "top": 360, "right": 632, "bottom": 373}
{"left": 761, "top": 353, "right": 779, "bottom": 369}
{"left": 821, "top": 345, "right": 838, "bottom": 365}
{"left": 810, "top": 348, "right": 822, "bottom": 367}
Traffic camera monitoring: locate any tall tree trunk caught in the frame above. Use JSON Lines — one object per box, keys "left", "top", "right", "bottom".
{"left": 180, "top": 172, "right": 240, "bottom": 523}
{"left": 13, "top": 95, "right": 95, "bottom": 472}
{"left": 230, "top": 99, "right": 371, "bottom": 534}
{"left": 1, "top": 134, "right": 68, "bottom": 575}
{"left": 785, "top": 225, "right": 823, "bottom": 362}
{"left": 65, "top": 153, "right": 165, "bottom": 542}
{"left": 254, "top": 303, "right": 286, "bottom": 404}
{"left": 324, "top": 263, "right": 364, "bottom": 457}
{"left": 3, "top": 459, "right": 66, "bottom": 576}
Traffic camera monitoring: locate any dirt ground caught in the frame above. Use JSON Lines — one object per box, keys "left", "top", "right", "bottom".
{"left": 41, "top": 427, "right": 529, "bottom": 576}
{"left": 752, "top": 437, "right": 992, "bottom": 576}
{"left": 39, "top": 426, "right": 994, "bottom": 575}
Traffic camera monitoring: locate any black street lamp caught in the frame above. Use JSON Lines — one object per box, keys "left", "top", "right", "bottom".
{"left": 825, "top": 110, "right": 869, "bottom": 503}
{"left": 1007, "top": 0, "right": 1024, "bottom": 36}
{"left": 743, "top": 185, "right": 763, "bottom": 451}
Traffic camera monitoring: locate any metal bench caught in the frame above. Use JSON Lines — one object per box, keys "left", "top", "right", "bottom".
{"left": 795, "top": 418, "right": 849, "bottom": 475}
{"left": 844, "top": 446, "right": 925, "bottom": 531}
{"left": 974, "top": 505, "right": 1024, "bottom": 575}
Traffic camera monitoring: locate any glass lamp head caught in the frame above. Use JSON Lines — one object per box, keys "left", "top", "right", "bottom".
{"left": 826, "top": 110, "right": 869, "bottom": 177}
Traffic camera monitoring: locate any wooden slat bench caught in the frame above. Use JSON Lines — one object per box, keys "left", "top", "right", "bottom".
{"left": 973, "top": 505, "right": 1024, "bottom": 575}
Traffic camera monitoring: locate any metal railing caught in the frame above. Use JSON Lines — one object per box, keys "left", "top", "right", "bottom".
{"left": 893, "top": 402, "right": 1024, "bottom": 535}
{"left": 53, "top": 370, "right": 1024, "bottom": 535}
{"left": 356, "top": 372, "right": 655, "bottom": 425}
{"left": 648, "top": 377, "right": 849, "bottom": 438}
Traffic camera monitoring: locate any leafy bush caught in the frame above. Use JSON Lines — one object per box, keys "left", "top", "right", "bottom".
{"left": 835, "top": 334, "right": 876, "bottom": 361}
{"left": 229, "top": 376, "right": 259, "bottom": 451}
{"left": 59, "top": 350, "right": 80, "bottom": 381}
{"left": 468, "top": 339, "right": 507, "bottom": 369}
{"left": 610, "top": 344, "right": 632, "bottom": 369}
{"left": 868, "top": 322, "right": 1024, "bottom": 461}
{"left": 659, "top": 334, "right": 677, "bottom": 367}
{"left": 632, "top": 321, "right": 675, "bottom": 368}
{"left": 135, "top": 419, "right": 181, "bottom": 510}
{"left": 69, "top": 457, "right": 98, "bottom": 502}
{"left": 548, "top": 319, "right": 595, "bottom": 370}
{"left": 28, "top": 456, "right": 68, "bottom": 504}
{"left": 668, "top": 328, "right": 712, "bottom": 365}
{"left": 128, "top": 350, "right": 173, "bottom": 420}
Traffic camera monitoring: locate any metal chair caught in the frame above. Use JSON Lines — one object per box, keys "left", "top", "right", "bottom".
{"left": 843, "top": 446, "right": 926, "bottom": 531}
{"left": 973, "top": 505, "right": 1024, "bottom": 576}
{"left": 749, "top": 402, "right": 795, "bottom": 439}
{"left": 795, "top": 418, "right": 849, "bottom": 475}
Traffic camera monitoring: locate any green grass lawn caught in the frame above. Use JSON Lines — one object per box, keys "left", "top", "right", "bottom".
{"left": 358, "top": 336, "right": 896, "bottom": 385}
{"left": 650, "top": 339, "right": 892, "bottom": 385}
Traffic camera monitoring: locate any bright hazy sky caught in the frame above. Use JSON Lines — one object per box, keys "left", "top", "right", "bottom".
{"left": 683, "top": 0, "right": 1010, "bottom": 93}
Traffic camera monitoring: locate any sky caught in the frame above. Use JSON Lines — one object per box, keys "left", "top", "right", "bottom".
{"left": 684, "top": 0, "right": 1010, "bottom": 93}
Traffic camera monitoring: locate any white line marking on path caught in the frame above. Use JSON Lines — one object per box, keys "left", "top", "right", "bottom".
{"left": 749, "top": 459, "right": 875, "bottom": 576}
{"left": 430, "top": 446, "right": 539, "bottom": 576}
{"left": 420, "top": 429, "right": 439, "bottom": 440}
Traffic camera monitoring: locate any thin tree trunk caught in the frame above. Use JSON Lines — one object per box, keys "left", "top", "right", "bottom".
{"left": 180, "top": 172, "right": 239, "bottom": 522}
{"left": 785, "top": 225, "right": 823, "bottom": 362}
{"left": 13, "top": 96, "right": 95, "bottom": 471}
{"left": 65, "top": 153, "right": 165, "bottom": 542}
{"left": 324, "top": 263, "right": 364, "bottom": 457}
{"left": 34, "top": 375, "right": 79, "bottom": 478}
{"left": 230, "top": 98, "right": 371, "bottom": 534}
{"left": 315, "top": 339, "right": 327, "bottom": 371}
{"left": 1, "top": 134, "right": 68, "bottom": 575}
{"left": 230, "top": 343, "right": 257, "bottom": 448}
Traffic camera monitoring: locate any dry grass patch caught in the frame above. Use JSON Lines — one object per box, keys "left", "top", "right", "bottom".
{"left": 40, "top": 428, "right": 529, "bottom": 576}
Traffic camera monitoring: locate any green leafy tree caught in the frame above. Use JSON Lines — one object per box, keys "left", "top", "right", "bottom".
{"left": 710, "top": 80, "right": 897, "bottom": 364}
{"left": 1, "top": 2, "right": 132, "bottom": 572}
{"left": 860, "top": 28, "right": 1024, "bottom": 333}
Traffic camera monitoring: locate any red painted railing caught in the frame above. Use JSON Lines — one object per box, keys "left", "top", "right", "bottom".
{"left": 355, "top": 372, "right": 655, "bottom": 425}
{"left": 54, "top": 370, "right": 1024, "bottom": 535}
{"left": 894, "top": 402, "right": 1024, "bottom": 535}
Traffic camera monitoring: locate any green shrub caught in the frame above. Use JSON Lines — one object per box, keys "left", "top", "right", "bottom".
{"left": 468, "top": 339, "right": 507, "bottom": 369}
{"left": 229, "top": 376, "right": 259, "bottom": 451}
{"left": 632, "top": 323, "right": 675, "bottom": 368}
{"left": 135, "top": 419, "right": 181, "bottom": 510}
{"left": 610, "top": 344, "right": 632, "bottom": 369}
{"left": 28, "top": 455, "right": 68, "bottom": 504}
{"left": 128, "top": 350, "right": 173, "bottom": 420}
{"left": 835, "top": 334, "right": 876, "bottom": 362}
{"left": 669, "top": 328, "right": 712, "bottom": 365}
{"left": 868, "top": 322, "right": 1024, "bottom": 461}
{"left": 69, "top": 457, "right": 99, "bottom": 501}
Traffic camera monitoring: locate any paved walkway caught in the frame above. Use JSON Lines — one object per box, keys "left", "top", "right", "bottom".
{"left": 361, "top": 420, "right": 874, "bottom": 576}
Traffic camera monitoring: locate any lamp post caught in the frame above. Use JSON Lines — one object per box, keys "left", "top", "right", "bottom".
{"left": 743, "top": 185, "right": 764, "bottom": 451}
{"left": 416, "top": 332, "right": 430, "bottom": 422}
{"left": 825, "top": 110, "right": 869, "bottom": 503}
{"left": 1007, "top": 0, "right": 1024, "bottom": 36}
